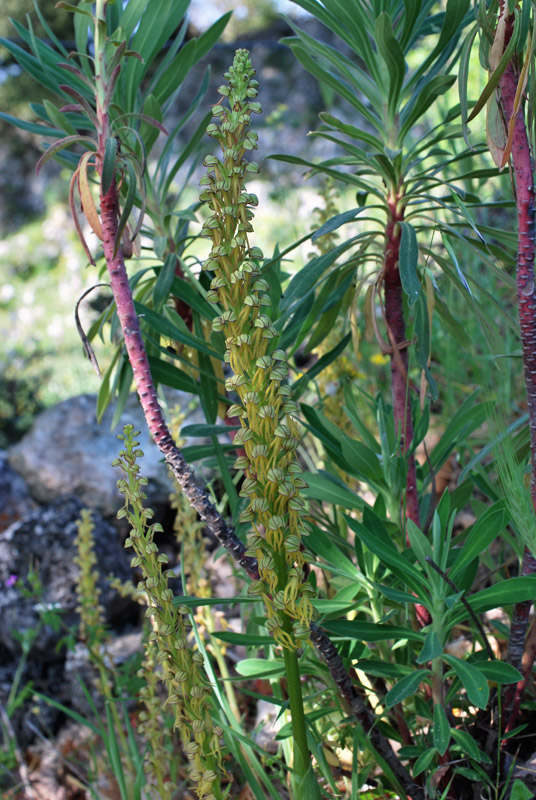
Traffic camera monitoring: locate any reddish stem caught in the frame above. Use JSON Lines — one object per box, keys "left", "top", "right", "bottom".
{"left": 383, "top": 195, "right": 430, "bottom": 628}
{"left": 497, "top": 8, "right": 536, "bottom": 731}
{"left": 99, "top": 176, "right": 258, "bottom": 580}
{"left": 383, "top": 197, "right": 420, "bottom": 530}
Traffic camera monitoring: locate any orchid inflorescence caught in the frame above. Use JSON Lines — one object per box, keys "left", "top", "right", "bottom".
{"left": 200, "top": 50, "right": 316, "bottom": 651}
{"left": 114, "top": 426, "right": 224, "bottom": 800}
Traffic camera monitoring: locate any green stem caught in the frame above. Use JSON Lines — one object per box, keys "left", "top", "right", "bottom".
{"left": 273, "top": 549, "right": 312, "bottom": 788}
{"left": 282, "top": 638, "right": 310, "bottom": 784}
{"left": 205, "top": 608, "right": 242, "bottom": 722}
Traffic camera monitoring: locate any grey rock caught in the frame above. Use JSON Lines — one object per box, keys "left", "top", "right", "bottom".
{"left": 0, "top": 496, "right": 133, "bottom": 662}
{"left": 63, "top": 631, "right": 143, "bottom": 717}
{"left": 0, "top": 449, "right": 37, "bottom": 532}
{"left": 8, "top": 392, "right": 201, "bottom": 518}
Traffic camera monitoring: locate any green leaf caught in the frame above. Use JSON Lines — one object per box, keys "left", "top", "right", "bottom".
{"left": 443, "top": 654, "right": 489, "bottom": 708}
{"left": 197, "top": 345, "right": 219, "bottom": 426}
{"left": 347, "top": 514, "right": 426, "bottom": 597}
{"left": 311, "top": 207, "right": 364, "bottom": 243}
{"left": 433, "top": 703, "right": 450, "bottom": 756}
{"left": 296, "top": 765, "right": 322, "bottom": 800}
{"left": 324, "top": 619, "right": 425, "bottom": 644}
{"left": 385, "top": 669, "right": 431, "bottom": 707}
{"left": 134, "top": 301, "right": 221, "bottom": 359}
{"left": 181, "top": 423, "right": 239, "bottom": 438}
{"left": 355, "top": 659, "right": 413, "bottom": 680}
{"left": 449, "top": 501, "right": 507, "bottom": 582}
{"left": 147, "top": 357, "right": 198, "bottom": 395}
{"left": 235, "top": 659, "right": 286, "bottom": 679}
{"left": 399, "top": 75, "right": 456, "bottom": 142}
{"left": 467, "top": 14, "right": 521, "bottom": 122}
{"left": 308, "top": 526, "right": 360, "bottom": 580}
{"left": 341, "top": 437, "right": 384, "bottom": 483}
{"left": 473, "top": 661, "right": 522, "bottom": 685}
{"left": 43, "top": 100, "right": 77, "bottom": 135}
{"left": 173, "top": 595, "right": 251, "bottom": 608}
{"left": 416, "top": 631, "right": 443, "bottom": 664}
{"left": 56, "top": 1, "right": 92, "bottom": 15}
{"left": 36, "top": 134, "right": 95, "bottom": 173}
{"left": 101, "top": 137, "right": 117, "bottom": 196}
{"left": 153, "top": 254, "right": 177, "bottom": 308}
{"left": 211, "top": 632, "right": 273, "bottom": 647}
{"left": 448, "top": 577, "right": 536, "bottom": 628}
{"left": 413, "top": 747, "right": 436, "bottom": 777}
{"left": 375, "top": 13, "right": 405, "bottom": 115}
{"left": 302, "top": 472, "right": 364, "bottom": 510}
{"left": 427, "top": 394, "right": 491, "bottom": 478}
{"left": 374, "top": 583, "right": 420, "bottom": 605}
{"left": 287, "top": 42, "right": 380, "bottom": 130}
{"left": 281, "top": 240, "right": 351, "bottom": 311}
{"left": 318, "top": 112, "right": 383, "bottom": 150}
{"left": 170, "top": 275, "right": 216, "bottom": 321}
{"left": 399, "top": 222, "right": 420, "bottom": 306}
{"left": 406, "top": 519, "right": 433, "bottom": 570}
{"left": 0, "top": 111, "right": 64, "bottom": 138}
{"left": 510, "top": 779, "right": 534, "bottom": 800}
{"left": 450, "top": 727, "right": 482, "bottom": 762}
{"left": 181, "top": 443, "right": 236, "bottom": 463}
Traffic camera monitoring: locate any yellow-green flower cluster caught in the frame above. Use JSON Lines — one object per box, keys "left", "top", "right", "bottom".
{"left": 136, "top": 638, "right": 174, "bottom": 799}
{"left": 74, "top": 509, "right": 112, "bottom": 698}
{"left": 114, "top": 426, "right": 223, "bottom": 800}
{"left": 200, "top": 50, "right": 315, "bottom": 650}
{"left": 74, "top": 509, "right": 108, "bottom": 648}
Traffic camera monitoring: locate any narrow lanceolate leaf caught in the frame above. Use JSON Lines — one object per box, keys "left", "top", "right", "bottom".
{"left": 385, "top": 669, "right": 431, "bottom": 707}
{"left": 443, "top": 654, "right": 489, "bottom": 708}
{"left": 311, "top": 207, "right": 363, "bottom": 243}
{"left": 36, "top": 134, "right": 95, "bottom": 173}
{"left": 78, "top": 152, "right": 103, "bottom": 240}
{"left": 302, "top": 472, "right": 364, "bottom": 510}
{"left": 449, "top": 500, "right": 507, "bottom": 581}
{"left": 416, "top": 630, "right": 443, "bottom": 664}
{"left": 447, "top": 577, "right": 536, "bottom": 627}
{"left": 433, "top": 703, "right": 450, "bottom": 756}
{"left": 375, "top": 12, "right": 405, "bottom": 115}
{"left": 114, "top": 160, "right": 138, "bottom": 258}
{"left": 474, "top": 661, "right": 522, "bottom": 684}
{"left": 398, "top": 222, "right": 420, "bottom": 306}
{"left": 101, "top": 138, "right": 117, "bottom": 197}
{"left": 43, "top": 99, "right": 77, "bottom": 135}
{"left": 55, "top": 2, "right": 93, "bottom": 16}
{"left": 114, "top": 112, "right": 169, "bottom": 136}
{"left": 468, "top": 12, "right": 521, "bottom": 122}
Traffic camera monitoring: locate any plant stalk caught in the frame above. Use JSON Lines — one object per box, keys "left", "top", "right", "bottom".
{"left": 497, "top": 5, "right": 536, "bottom": 730}
{"left": 383, "top": 193, "right": 420, "bottom": 530}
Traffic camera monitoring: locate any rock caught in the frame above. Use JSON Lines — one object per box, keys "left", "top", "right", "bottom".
{"left": 0, "top": 496, "right": 133, "bottom": 662}
{"left": 0, "top": 449, "right": 37, "bottom": 532}
{"left": 8, "top": 392, "right": 202, "bottom": 518}
{"left": 63, "top": 631, "right": 143, "bottom": 717}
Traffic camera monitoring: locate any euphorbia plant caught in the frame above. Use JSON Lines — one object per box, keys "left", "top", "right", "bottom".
{"left": 461, "top": 0, "right": 536, "bottom": 736}
{"left": 275, "top": 0, "right": 507, "bottom": 540}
